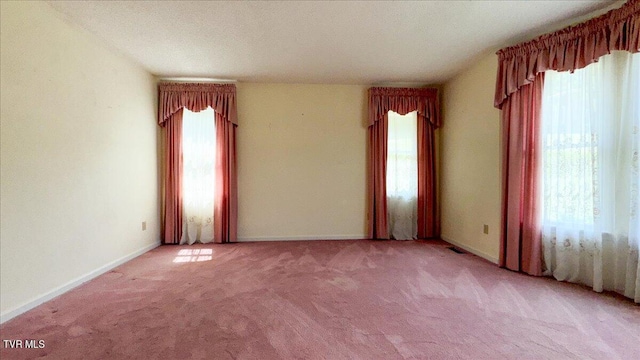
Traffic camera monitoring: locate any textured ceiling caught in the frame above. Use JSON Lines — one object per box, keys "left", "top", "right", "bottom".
{"left": 47, "top": 0, "right": 619, "bottom": 85}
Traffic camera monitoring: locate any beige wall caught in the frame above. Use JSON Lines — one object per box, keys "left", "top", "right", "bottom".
{"left": 236, "top": 83, "right": 368, "bottom": 240}
{"left": 0, "top": 1, "right": 160, "bottom": 319}
{"left": 440, "top": 53, "right": 501, "bottom": 263}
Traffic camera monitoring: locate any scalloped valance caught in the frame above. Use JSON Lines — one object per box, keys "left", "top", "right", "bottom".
{"left": 494, "top": 0, "right": 639, "bottom": 109}
{"left": 158, "top": 83, "right": 237, "bottom": 126}
{"left": 368, "top": 87, "right": 440, "bottom": 128}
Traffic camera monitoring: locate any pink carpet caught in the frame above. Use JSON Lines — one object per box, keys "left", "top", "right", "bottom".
{"left": 1, "top": 240, "right": 639, "bottom": 359}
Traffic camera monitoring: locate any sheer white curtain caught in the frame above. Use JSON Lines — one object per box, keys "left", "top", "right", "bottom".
{"left": 541, "top": 51, "right": 640, "bottom": 302}
{"left": 181, "top": 107, "right": 216, "bottom": 245}
{"left": 387, "top": 111, "right": 418, "bottom": 240}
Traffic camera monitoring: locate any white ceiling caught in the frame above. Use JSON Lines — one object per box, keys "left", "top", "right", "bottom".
{"left": 47, "top": 0, "right": 619, "bottom": 85}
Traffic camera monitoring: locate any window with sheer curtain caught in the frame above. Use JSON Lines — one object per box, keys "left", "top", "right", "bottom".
{"left": 541, "top": 51, "right": 639, "bottom": 301}
{"left": 386, "top": 111, "right": 418, "bottom": 240}
{"left": 181, "top": 107, "right": 216, "bottom": 245}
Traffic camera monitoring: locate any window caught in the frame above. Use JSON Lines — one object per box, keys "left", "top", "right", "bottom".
{"left": 541, "top": 51, "right": 639, "bottom": 290}
{"left": 181, "top": 107, "right": 216, "bottom": 244}
{"left": 386, "top": 110, "right": 418, "bottom": 240}
{"left": 541, "top": 51, "right": 639, "bottom": 233}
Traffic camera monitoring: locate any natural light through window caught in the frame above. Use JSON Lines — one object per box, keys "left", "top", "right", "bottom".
{"left": 386, "top": 110, "right": 418, "bottom": 240}
{"left": 173, "top": 248, "right": 214, "bottom": 263}
{"left": 181, "top": 107, "right": 216, "bottom": 245}
{"left": 541, "top": 51, "right": 640, "bottom": 231}
{"left": 540, "top": 50, "right": 639, "bottom": 296}
{"left": 387, "top": 111, "right": 418, "bottom": 200}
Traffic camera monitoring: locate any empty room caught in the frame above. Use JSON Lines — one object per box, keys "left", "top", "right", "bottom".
{"left": 1, "top": 0, "right": 639, "bottom": 359}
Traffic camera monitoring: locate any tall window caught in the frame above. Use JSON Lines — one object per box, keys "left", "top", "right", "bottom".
{"left": 387, "top": 111, "right": 418, "bottom": 240}
{"left": 541, "top": 51, "right": 639, "bottom": 292}
{"left": 181, "top": 107, "right": 216, "bottom": 244}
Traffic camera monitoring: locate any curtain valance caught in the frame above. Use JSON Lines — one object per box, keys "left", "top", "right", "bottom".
{"left": 368, "top": 87, "right": 440, "bottom": 128}
{"left": 494, "top": 0, "right": 639, "bottom": 109}
{"left": 158, "top": 83, "right": 238, "bottom": 126}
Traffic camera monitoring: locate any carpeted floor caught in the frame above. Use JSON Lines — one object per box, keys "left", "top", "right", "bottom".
{"left": 1, "top": 240, "right": 639, "bottom": 359}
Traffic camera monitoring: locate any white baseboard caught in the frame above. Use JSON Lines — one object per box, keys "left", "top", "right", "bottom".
{"left": 440, "top": 235, "right": 499, "bottom": 264}
{"left": 238, "top": 235, "right": 367, "bottom": 242}
{"left": 0, "top": 241, "right": 161, "bottom": 324}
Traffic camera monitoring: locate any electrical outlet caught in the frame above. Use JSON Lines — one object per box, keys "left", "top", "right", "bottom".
{"left": 483, "top": 224, "right": 489, "bottom": 234}
{"left": 142, "top": 221, "right": 147, "bottom": 231}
